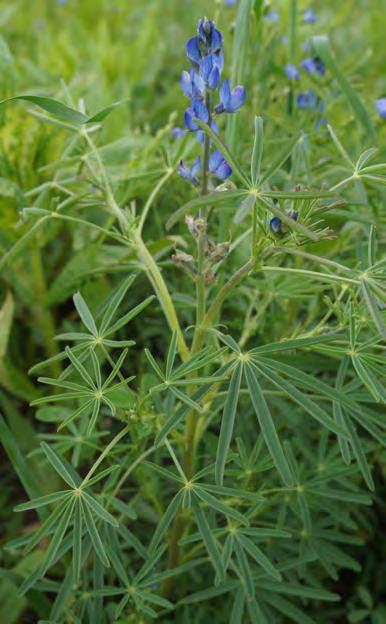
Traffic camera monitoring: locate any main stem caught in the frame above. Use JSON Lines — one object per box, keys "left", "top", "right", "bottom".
{"left": 164, "top": 94, "right": 211, "bottom": 596}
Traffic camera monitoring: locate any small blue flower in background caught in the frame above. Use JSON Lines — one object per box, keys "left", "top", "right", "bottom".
{"left": 215, "top": 79, "right": 246, "bottom": 114}
{"left": 297, "top": 89, "right": 318, "bottom": 110}
{"left": 184, "top": 98, "right": 209, "bottom": 131}
{"left": 265, "top": 9, "right": 279, "bottom": 23}
{"left": 171, "top": 127, "right": 185, "bottom": 140}
{"left": 285, "top": 63, "right": 300, "bottom": 80}
{"left": 208, "top": 150, "right": 232, "bottom": 180}
{"left": 301, "top": 57, "right": 325, "bottom": 76}
{"left": 375, "top": 98, "right": 386, "bottom": 119}
{"left": 304, "top": 8, "right": 317, "bottom": 23}
{"left": 224, "top": 0, "right": 237, "bottom": 5}
{"left": 179, "top": 156, "right": 201, "bottom": 186}
{"left": 56, "top": 0, "right": 68, "bottom": 4}
{"left": 181, "top": 69, "right": 205, "bottom": 100}
{"left": 269, "top": 217, "right": 283, "bottom": 236}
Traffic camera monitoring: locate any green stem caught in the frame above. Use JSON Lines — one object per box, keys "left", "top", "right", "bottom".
{"left": 203, "top": 259, "right": 255, "bottom": 330}
{"left": 81, "top": 424, "right": 130, "bottom": 487}
{"left": 132, "top": 229, "right": 189, "bottom": 361}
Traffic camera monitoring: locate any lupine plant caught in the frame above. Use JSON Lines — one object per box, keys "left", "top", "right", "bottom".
{"left": 0, "top": 2, "right": 385, "bottom": 623}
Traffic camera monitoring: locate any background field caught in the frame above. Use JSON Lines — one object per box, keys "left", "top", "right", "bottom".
{"left": 0, "top": 0, "right": 385, "bottom": 622}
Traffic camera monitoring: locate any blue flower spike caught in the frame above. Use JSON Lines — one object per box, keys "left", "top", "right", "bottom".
{"left": 215, "top": 79, "right": 246, "bottom": 114}
{"left": 208, "top": 149, "right": 232, "bottom": 180}
{"left": 179, "top": 17, "right": 245, "bottom": 187}
{"left": 179, "top": 156, "right": 201, "bottom": 187}
{"left": 375, "top": 98, "right": 386, "bottom": 119}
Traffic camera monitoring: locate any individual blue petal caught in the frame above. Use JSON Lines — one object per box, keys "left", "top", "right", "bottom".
{"left": 191, "top": 155, "right": 201, "bottom": 177}
{"left": 193, "top": 98, "right": 209, "bottom": 122}
{"left": 229, "top": 86, "right": 246, "bottom": 111}
{"left": 216, "top": 79, "right": 245, "bottom": 114}
{"left": 208, "top": 149, "right": 232, "bottom": 180}
{"left": 375, "top": 98, "right": 386, "bottom": 119}
{"left": 179, "top": 156, "right": 201, "bottom": 187}
{"left": 285, "top": 63, "right": 300, "bottom": 80}
{"left": 181, "top": 69, "right": 205, "bottom": 99}
{"left": 220, "top": 78, "right": 231, "bottom": 103}
{"left": 200, "top": 55, "right": 220, "bottom": 89}
{"left": 214, "top": 160, "right": 233, "bottom": 180}
{"left": 214, "top": 49, "right": 224, "bottom": 73}
{"left": 304, "top": 8, "right": 317, "bottom": 23}
{"left": 181, "top": 71, "right": 192, "bottom": 98}
{"left": 184, "top": 99, "right": 209, "bottom": 131}
{"left": 211, "top": 27, "right": 223, "bottom": 53}
{"left": 209, "top": 149, "right": 223, "bottom": 172}
{"left": 171, "top": 127, "right": 185, "bottom": 140}
{"left": 186, "top": 36, "right": 201, "bottom": 65}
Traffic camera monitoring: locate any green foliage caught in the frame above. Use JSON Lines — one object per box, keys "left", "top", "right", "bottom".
{"left": 0, "top": 1, "right": 385, "bottom": 623}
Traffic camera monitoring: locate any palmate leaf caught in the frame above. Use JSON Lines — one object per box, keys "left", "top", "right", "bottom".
{"left": 193, "top": 485, "right": 249, "bottom": 526}
{"left": 215, "top": 362, "right": 243, "bottom": 486}
{"left": 251, "top": 360, "right": 348, "bottom": 437}
{"left": 0, "top": 95, "right": 123, "bottom": 126}
{"left": 244, "top": 363, "right": 293, "bottom": 487}
{"left": 148, "top": 490, "right": 184, "bottom": 554}
{"left": 192, "top": 496, "right": 225, "bottom": 582}
{"left": 236, "top": 533, "right": 282, "bottom": 581}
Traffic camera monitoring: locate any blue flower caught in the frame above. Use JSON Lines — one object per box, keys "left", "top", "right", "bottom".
{"left": 304, "top": 8, "right": 317, "bottom": 23}
{"left": 215, "top": 79, "right": 246, "bottom": 114}
{"left": 269, "top": 217, "right": 283, "bottom": 235}
{"left": 270, "top": 211, "right": 298, "bottom": 237}
{"left": 197, "top": 18, "right": 222, "bottom": 54}
{"left": 184, "top": 99, "right": 209, "bottom": 131}
{"left": 285, "top": 63, "right": 300, "bottom": 80}
{"left": 296, "top": 89, "right": 318, "bottom": 110}
{"left": 199, "top": 54, "right": 221, "bottom": 90}
{"left": 171, "top": 127, "right": 185, "bottom": 140}
{"left": 265, "top": 9, "right": 279, "bottom": 23}
{"left": 209, "top": 149, "right": 232, "bottom": 180}
{"left": 180, "top": 69, "right": 205, "bottom": 99}
{"left": 224, "top": 0, "right": 237, "bottom": 5}
{"left": 186, "top": 37, "right": 202, "bottom": 67}
{"left": 301, "top": 57, "right": 325, "bottom": 76}
{"left": 375, "top": 98, "right": 386, "bottom": 119}
{"left": 187, "top": 19, "right": 223, "bottom": 68}
{"left": 179, "top": 156, "right": 201, "bottom": 186}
